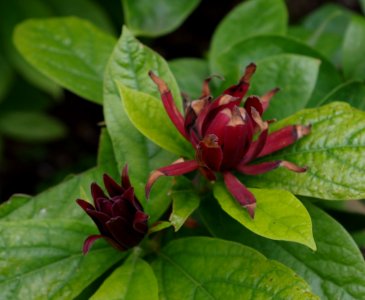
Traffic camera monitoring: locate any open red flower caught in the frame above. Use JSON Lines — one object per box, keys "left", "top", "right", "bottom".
{"left": 77, "top": 165, "right": 148, "bottom": 254}
{"left": 146, "top": 63, "right": 310, "bottom": 218}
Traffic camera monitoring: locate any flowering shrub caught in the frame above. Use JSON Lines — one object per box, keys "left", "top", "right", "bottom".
{"left": 2, "top": 0, "right": 365, "bottom": 299}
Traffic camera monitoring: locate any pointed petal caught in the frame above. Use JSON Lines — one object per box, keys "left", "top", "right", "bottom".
{"left": 86, "top": 210, "right": 111, "bottom": 236}
{"left": 204, "top": 108, "right": 231, "bottom": 142}
{"left": 242, "top": 128, "right": 268, "bottom": 164}
{"left": 197, "top": 134, "right": 223, "bottom": 171}
{"left": 122, "top": 164, "right": 132, "bottom": 189}
{"left": 111, "top": 197, "right": 134, "bottom": 220}
{"left": 149, "top": 71, "right": 188, "bottom": 139}
{"left": 82, "top": 234, "right": 103, "bottom": 254}
{"left": 76, "top": 199, "right": 95, "bottom": 212}
{"left": 90, "top": 182, "right": 107, "bottom": 206}
{"left": 145, "top": 159, "right": 199, "bottom": 198}
{"left": 200, "top": 74, "right": 224, "bottom": 98}
{"left": 261, "top": 87, "right": 280, "bottom": 112}
{"left": 133, "top": 210, "right": 149, "bottom": 233}
{"left": 257, "top": 124, "right": 311, "bottom": 158}
{"left": 244, "top": 95, "right": 263, "bottom": 116}
{"left": 103, "top": 173, "right": 123, "bottom": 197}
{"left": 223, "top": 172, "right": 256, "bottom": 218}
{"left": 198, "top": 166, "right": 216, "bottom": 181}
{"left": 223, "top": 63, "right": 256, "bottom": 99}
{"left": 237, "top": 160, "right": 307, "bottom": 175}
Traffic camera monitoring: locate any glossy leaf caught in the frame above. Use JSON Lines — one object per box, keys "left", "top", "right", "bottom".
{"left": 118, "top": 83, "right": 192, "bottom": 156}
{"left": 0, "top": 219, "right": 124, "bottom": 299}
{"left": 212, "top": 35, "right": 340, "bottom": 107}
{"left": 343, "top": 15, "right": 365, "bottom": 80}
{"left": 320, "top": 81, "right": 365, "bottom": 110}
{"left": 122, "top": 0, "right": 200, "bottom": 37}
{"left": 250, "top": 54, "right": 320, "bottom": 120}
{"left": 152, "top": 237, "right": 318, "bottom": 299}
{"left": 169, "top": 58, "right": 209, "bottom": 99}
{"left": 214, "top": 183, "right": 316, "bottom": 250}
{"left": 14, "top": 17, "right": 116, "bottom": 103}
{"left": 0, "top": 111, "right": 66, "bottom": 142}
{"left": 200, "top": 199, "right": 365, "bottom": 300}
{"left": 103, "top": 26, "right": 178, "bottom": 219}
{"left": 91, "top": 252, "right": 158, "bottom": 300}
{"left": 245, "top": 102, "right": 365, "bottom": 200}
{"left": 210, "top": 0, "right": 287, "bottom": 65}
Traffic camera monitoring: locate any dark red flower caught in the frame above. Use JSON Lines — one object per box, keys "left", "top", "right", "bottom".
{"left": 146, "top": 64, "right": 310, "bottom": 218}
{"left": 76, "top": 165, "right": 149, "bottom": 254}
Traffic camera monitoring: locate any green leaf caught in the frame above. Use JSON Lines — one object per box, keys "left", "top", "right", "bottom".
{"left": 152, "top": 237, "right": 318, "bottom": 299}
{"left": 169, "top": 58, "right": 209, "bottom": 99}
{"left": 352, "top": 230, "right": 365, "bottom": 248}
{"left": 342, "top": 15, "right": 365, "bottom": 80}
{"left": 103, "top": 26, "right": 179, "bottom": 206}
{"left": 0, "top": 111, "right": 66, "bottom": 142}
{"left": 122, "top": 0, "right": 200, "bottom": 37}
{"left": 97, "top": 129, "right": 119, "bottom": 179}
{"left": 91, "top": 252, "right": 158, "bottom": 300}
{"left": 0, "top": 53, "right": 14, "bottom": 102}
{"left": 244, "top": 102, "right": 365, "bottom": 200}
{"left": 320, "top": 81, "right": 365, "bottom": 110}
{"left": 14, "top": 17, "right": 116, "bottom": 104}
{"left": 210, "top": 0, "right": 287, "bottom": 65}
{"left": 213, "top": 183, "right": 316, "bottom": 250}
{"left": 0, "top": 219, "right": 124, "bottom": 300}
{"left": 0, "top": 194, "right": 30, "bottom": 219}
{"left": 212, "top": 35, "right": 341, "bottom": 107}
{"left": 200, "top": 199, "right": 365, "bottom": 300}
{"left": 118, "top": 83, "right": 192, "bottom": 156}
{"left": 250, "top": 54, "right": 320, "bottom": 120}
{"left": 361, "top": 0, "right": 365, "bottom": 14}
{"left": 169, "top": 177, "right": 200, "bottom": 231}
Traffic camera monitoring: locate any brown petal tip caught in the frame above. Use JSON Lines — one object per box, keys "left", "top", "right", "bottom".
{"left": 241, "top": 63, "right": 257, "bottom": 82}
{"left": 280, "top": 161, "right": 308, "bottom": 173}
{"left": 145, "top": 170, "right": 164, "bottom": 199}
{"left": 296, "top": 124, "right": 312, "bottom": 139}
{"left": 148, "top": 71, "right": 169, "bottom": 93}
{"left": 245, "top": 203, "right": 256, "bottom": 219}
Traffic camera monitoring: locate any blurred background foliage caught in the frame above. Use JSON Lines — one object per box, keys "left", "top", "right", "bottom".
{"left": 0, "top": 0, "right": 363, "bottom": 213}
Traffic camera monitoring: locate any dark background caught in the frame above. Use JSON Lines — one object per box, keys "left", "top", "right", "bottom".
{"left": 0, "top": 0, "right": 361, "bottom": 202}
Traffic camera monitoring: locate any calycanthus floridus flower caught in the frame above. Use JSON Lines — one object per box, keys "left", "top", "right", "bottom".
{"left": 76, "top": 165, "right": 149, "bottom": 254}
{"left": 146, "top": 63, "right": 310, "bottom": 218}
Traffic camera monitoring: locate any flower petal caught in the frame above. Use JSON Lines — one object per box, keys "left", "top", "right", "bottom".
{"left": 149, "top": 71, "right": 188, "bottom": 140}
{"left": 133, "top": 210, "right": 149, "bottom": 233}
{"left": 145, "top": 159, "right": 199, "bottom": 198}
{"left": 257, "top": 124, "right": 311, "bottom": 158}
{"left": 223, "top": 172, "right": 256, "bottom": 218}
{"left": 197, "top": 134, "right": 223, "bottom": 171}
{"left": 223, "top": 63, "right": 256, "bottom": 98}
{"left": 76, "top": 199, "right": 95, "bottom": 212}
{"left": 244, "top": 95, "right": 263, "bottom": 116}
{"left": 237, "top": 160, "right": 307, "bottom": 175}
{"left": 82, "top": 234, "right": 103, "bottom": 255}
{"left": 103, "top": 173, "right": 124, "bottom": 197}
{"left": 90, "top": 182, "right": 107, "bottom": 207}
{"left": 260, "top": 87, "right": 280, "bottom": 112}
{"left": 122, "top": 164, "right": 132, "bottom": 189}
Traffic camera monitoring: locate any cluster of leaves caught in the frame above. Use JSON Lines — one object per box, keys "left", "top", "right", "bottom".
{"left": 1, "top": 0, "right": 365, "bottom": 299}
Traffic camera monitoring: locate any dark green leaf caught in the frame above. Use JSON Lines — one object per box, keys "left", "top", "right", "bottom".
{"left": 14, "top": 17, "right": 116, "bottom": 103}
{"left": 200, "top": 199, "right": 365, "bottom": 300}
{"left": 91, "top": 251, "right": 158, "bottom": 300}
{"left": 0, "top": 111, "right": 66, "bottom": 142}
{"left": 0, "top": 219, "right": 124, "bottom": 299}
{"left": 152, "top": 237, "right": 318, "bottom": 299}
{"left": 169, "top": 58, "right": 209, "bottom": 99}
{"left": 210, "top": 0, "right": 287, "bottom": 65}
{"left": 244, "top": 102, "right": 365, "bottom": 200}
{"left": 342, "top": 15, "right": 365, "bottom": 80}
{"left": 212, "top": 35, "right": 341, "bottom": 107}
{"left": 214, "top": 183, "right": 316, "bottom": 250}
{"left": 122, "top": 0, "right": 200, "bottom": 37}
{"left": 0, "top": 53, "right": 14, "bottom": 102}
{"left": 118, "top": 83, "right": 192, "bottom": 156}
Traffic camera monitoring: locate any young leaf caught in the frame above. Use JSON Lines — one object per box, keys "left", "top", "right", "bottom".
{"left": 200, "top": 200, "right": 365, "bottom": 300}
{"left": 210, "top": 0, "right": 287, "bottom": 64}
{"left": 91, "top": 253, "right": 158, "bottom": 300}
{"left": 122, "top": 0, "right": 200, "bottom": 37}
{"left": 342, "top": 15, "right": 365, "bottom": 80}
{"left": 0, "top": 219, "right": 125, "bottom": 299}
{"left": 244, "top": 102, "right": 365, "bottom": 200}
{"left": 213, "top": 183, "right": 316, "bottom": 250}
{"left": 152, "top": 237, "right": 318, "bottom": 299}
{"left": 211, "top": 35, "right": 341, "bottom": 107}
{"left": 14, "top": 17, "right": 116, "bottom": 104}
{"left": 249, "top": 54, "right": 320, "bottom": 120}
{"left": 169, "top": 58, "right": 209, "bottom": 99}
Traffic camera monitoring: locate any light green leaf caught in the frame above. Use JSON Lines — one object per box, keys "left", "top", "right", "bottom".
{"left": 122, "top": 0, "right": 200, "bottom": 37}
{"left": 169, "top": 58, "right": 209, "bottom": 99}
{"left": 200, "top": 199, "right": 365, "bottom": 300}
{"left": 210, "top": 0, "right": 287, "bottom": 66}
{"left": 0, "top": 111, "right": 66, "bottom": 142}
{"left": 91, "top": 252, "right": 158, "bottom": 300}
{"left": 250, "top": 54, "right": 320, "bottom": 120}
{"left": 320, "top": 81, "right": 365, "bottom": 110}
{"left": 343, "top": 15, "right": 365, "bottom": 80}
{"left": 118, "top": 83, "right": 192, "bottom": 156}
{"left": 14, "top": 17, "right": 116, "bottom": 103}
{"left": 214, "top": 183, "right": 316, "bottom": 250}
{"left": 0, "top": 219, "right": 124, "bottom": 300}
{"left": 212, "top": 35, "right": 340, "bottom": 107}
{"left": 152, "top": 237, "right": 318, "bottom": 300}
{"left": 245, "top": 102, "right": 365, "bottom": 200}
{"left": 103, "top": 26, "right": 179, "bottom": 210}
